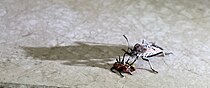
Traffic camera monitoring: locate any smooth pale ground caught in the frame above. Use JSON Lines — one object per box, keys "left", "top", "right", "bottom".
{"left": 0, "top": 0, "right": 210, "bottom": 88}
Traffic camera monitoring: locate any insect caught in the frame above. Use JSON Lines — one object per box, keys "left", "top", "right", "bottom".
{"left": 111, "top": 56, "right": 136, "bottom": 77}
{"left": 122, "top": 35, "right": 173, "bottom": 73}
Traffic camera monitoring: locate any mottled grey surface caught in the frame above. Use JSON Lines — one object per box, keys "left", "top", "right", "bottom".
{"left": 0, "top": 0, "right": 210, "bottom": 88}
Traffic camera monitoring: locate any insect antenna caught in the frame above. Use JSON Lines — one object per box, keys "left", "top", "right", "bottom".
{"left": 123, "top": 35, "right": 131, "bottom": 51}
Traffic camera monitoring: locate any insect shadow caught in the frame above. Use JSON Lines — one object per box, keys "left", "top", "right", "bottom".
{"left": 21, "top": 41, "right": 127, "bottom": 70}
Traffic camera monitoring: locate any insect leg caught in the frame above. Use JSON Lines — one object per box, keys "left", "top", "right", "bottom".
{"left": 151, "top": 44, "right": 164, "bottom": 50}
{"left": 110, "top": 67, "right": 116, "bottom": 73}
{"left": 122, "top": 48, "right": 133, "bottom": 64}
{"left": 162, "top": 51, "right": 166, "bottom": 56}
{"left": 147, "top": 52, "right": 163, "bottom": 58}
{"left": 119, "top": 72, "right": 124, "bottom": 77}
{"left": 165, "top": 52, "right": 173, "bottom": 55}
{"left": 130, "top": 56, "right": 139, "bottom": 66}
{"left": 123, "top": 35, "right": 131, "bottom": 51}
{"left": 122, "top": 49, "right": 128, "bottom": 58}
{"left": 116, "top": 58, "right": 119, "bottom": 62}
{"left": 111, "top": 67, "right": 125, "bottom": 77}
{"left": 126, "top": 71, "right": 132, "bottom": 75}
{"left": 121, "top": 55, "right": 125, "bottom": 64}
{"left": 117, "top": 55, "right": 121, "bottom": 63}
{"left": 142, "top": 58, "right": 158, "bottom": 73}
{"left": 159, "top": 51, "right": 173, "bottom": 57}
{"left": 125, "top": 56, "right": 131, "bottom": 64}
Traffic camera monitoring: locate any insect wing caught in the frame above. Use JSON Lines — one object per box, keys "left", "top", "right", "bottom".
{"left": 143, "top": 46, "right": 163, "bottom": 58}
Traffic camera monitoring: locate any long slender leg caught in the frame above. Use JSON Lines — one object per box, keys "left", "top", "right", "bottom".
{"left": 117, "top": 56, "right": 122, "bottom": 64}
{"left": 122, "top": 48, "right": 133, "bottom": 62}
{"left": 165, "top": 52, "right": 173, "bottom": 55}
{"left": 123, "top": 51, "right": 133, "bottom": 64}
{"left": 152, "top": 44, "right": 163, "bottom": 50}
{"left": 148, "top": 60, "right": 158, "bottom": 73}
{"left": 125, "top": 56, "right": 130, "bottom": 64}
{"left": 162, "top": 51, "right": 166, "bottom": 56}
{"left": 142, "top": 58, "right": 158, "bottom": 73}
{"left": 110, "top": 67, "right": 116, "bottom": 73}
{"left": 147, "top": 52, "right": 163, "bottom": 58}
{"left": 130, "top": 56, "right": 139, "bottom": 65}
{"left": 157, "top": 51, "right": 173, "bottom": 57}
{"left": 116, "top": 58, "right": 119, "bottom": 62}
{"left": 122, "top": 49, "right": 128, "bottom": 62}
{"left": 126, "top": 72, "right": 132, "bottom": 75}
{"left": 111, "top": 67, "right": 124, "bottom": 77}
{"left": 119, "top": 72, "right": 124, "bottom": 77}
{"left": 121, "top": 55, "right": 125, "bottom": 64}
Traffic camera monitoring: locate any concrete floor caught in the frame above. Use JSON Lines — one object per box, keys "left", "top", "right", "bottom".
{"left": 0, "top": 0, "right": 210, "bottom": 88}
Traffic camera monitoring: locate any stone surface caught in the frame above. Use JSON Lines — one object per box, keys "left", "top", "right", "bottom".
{"left": 0, "top": 0, "right": 210, "bottom": 88}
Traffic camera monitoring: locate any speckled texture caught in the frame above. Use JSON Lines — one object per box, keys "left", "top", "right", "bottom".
{"left": 0, "top": 0, "right": 210, "bottom": 88}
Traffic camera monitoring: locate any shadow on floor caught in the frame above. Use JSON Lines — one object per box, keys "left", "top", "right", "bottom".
{"left": 0, "top": 82, "right": 64, "bottom": 88}
{"left": 21, "top": 41, "right": 128, "bottom": 70}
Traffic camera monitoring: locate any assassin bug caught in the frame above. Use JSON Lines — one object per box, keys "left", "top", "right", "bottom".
{"left": 111, "top": 56, "right": 136, "bottom": 77}
{"left": 121, "top": 35, "right": 172, "bottom": 73}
